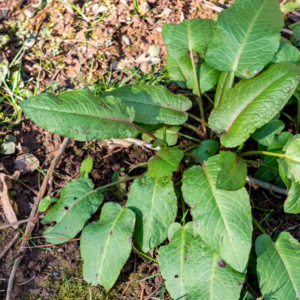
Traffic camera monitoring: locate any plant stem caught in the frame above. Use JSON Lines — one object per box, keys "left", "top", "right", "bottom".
{"left": 184, "top": 153, "right": 203, "bottom": 165}
{"left": 252, "top": 216, "right": 267, "bottom": 235}
{"left": 240, "top": 151, "right": 286, "bottom": 159}
{"left": 182, "top": 145, "right": 198, "bottom": 153}
{"left": 176, "top": 132, "right": 202, "bottom": 143}
{"left": 128, "top": 122, "right": 157, "bottom": 141}
{"left": 132, "top": 245, "right": 159, "bottom": 264}
{"left": 163, "top": 126, "right": 167, "bottom": 141}
{"left": 243, "top": 159, "right": 278, "bottom": 171}
{"left": 94, "top": 175, "right": 140, "bottom": 192}
{"left": 189, "top": 50, "right": 207, "bottom": 136}
{"left": 187, "top": 113, "right": 209, "bottom": 127}
{"left": 297, "top": 99, "right": 300, "bottom": 134}
{"left": 182, "top": 123, "right": 203, "bottom": 137}
{"left": 227, "top": 71, "right": 235, "bottom": 89}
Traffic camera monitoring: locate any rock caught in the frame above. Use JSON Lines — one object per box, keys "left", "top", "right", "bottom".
{"left": 295, "top": 227, "right": 300, "bottom": 238}
{"left": 143, "top": 2, "right": 151, "bottom": 14}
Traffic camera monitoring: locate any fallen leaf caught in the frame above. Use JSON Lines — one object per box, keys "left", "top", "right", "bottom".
{"left": 0, "top": 174, "right": 17, "bottom": 229}
{"left": 112, "top": 54, "right": 160, "bottom": 71}
{"left": 14, "top": 154, "right": 40, "bottom": 174}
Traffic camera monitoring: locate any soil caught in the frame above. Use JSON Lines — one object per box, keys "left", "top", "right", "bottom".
{"left": 0, "top": 0, "right": 300, "bottom": 299}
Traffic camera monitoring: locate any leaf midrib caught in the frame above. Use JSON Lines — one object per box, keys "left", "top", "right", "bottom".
{"left": 23, "top": 105, "right": 133, "bottom": 124}
{"left": 202, "top": 164, "right": 241, "bottom": 270}
{"left": 98, "top": 208, "right": 126, "bottom": 280}
{"left": 232, "top": 1, "right": 265, "bottom": 73}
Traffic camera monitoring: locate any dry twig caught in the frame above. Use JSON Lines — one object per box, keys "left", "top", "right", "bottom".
{"left": 5, "top": 137, "right": 70, "bottom": 300}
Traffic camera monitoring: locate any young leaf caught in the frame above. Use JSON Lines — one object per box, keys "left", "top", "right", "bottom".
{"left": 148, "top": 148, "right": 183, "bottom": 178}
{"left": 166, "top": 54, "right": 192, "bottom": 88}
{"left": 284, "top": 182, "right": 300, "bottom": 214}
{"left": 265, "top": 132, "right": 293, "bottom": 168}
{"left": 251, "top": 120, "right": 285, "bottom": 147}
{"left": 254, "top": 167, "right": 278, "bottom": 183}
{"left": 191, "top": 140, "right": 219, "bottom": 162}
{"left": 126, "top": 174, "right": 177, "bottom": 253}
{"left": 206, "top": 0, "right": 283, "bottom": 78}
{"left": 80, "top": 202, "right": 135, "bottom": 291}
{"left": 162, "top": 19, "right": 214, "bottom": 58}
{"left": 216, "top": 151, "right": 247, "bottom": 191}
{"left": 159, "top": 222, "right": 245, "bottom": 300}
{"left": 104, "top": 85, "right": 192, "bottom": 125}
{"left": 182, "top": 155, "right": 252, "bottom": 272}
{"left": 281, "top": 2, "right": 300, "bottom": 14}
{"left": 209, "top": 63, "right": 300, "bottom": 148}
{"left": 271, "top": 42, "right": 300, "bottom": 65}
{"left": 278, "top": 135, "right": 300, "bottom": 182}
{"left": 142, "top": 126, "right": 181, "bottom": 146}
{"left": 256, "top": 232, "right": 300, "bottom": 300}
{"left": 20, "top": 89, "right": 138, "bottom": 141}
{"left": 214, "top": 71, "right": 234, "bottom": 107}
{"left": 38, "top": 196, "right": 58, "bottom": 212}
{"left": 42, "top": 178, "right": 103, "bottom": 244}
{"left": 187, "top": 62, "right": 221, "bottom": 95}
{"left": 80, "top": 157, "right": 93, "bottom": 178}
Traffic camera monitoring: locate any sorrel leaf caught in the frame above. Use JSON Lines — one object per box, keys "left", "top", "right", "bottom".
{"left": 159, "top": 222, "right": 245, "bottom": 300}
{"left": 20, "top": 89, "right": 138, "bottom": 141}
{"left": 191, "top": 140, "right": 219, "bottom": 162}
{"left": 104, "top": 85, "right": 192, "bottom": 125}
{"left": 148, "top": 148, "right": 183, "bottom": 178}
{"left": 166, "top": 54, "right": 192, "bottom": 88}
{"left": 42, "top": 178, "right": 103, "bottom": 244}
{"left": 272, "top": 42, "right": 300, "bottom": 65}
{"left": 216, "top": 151, "right": 247, "bottom": 191}
{"left": 142, "top": 125, "right": 180, "bottom": 146}
{"left": 80, "top": 202, "right": 135, "bottom": 291}
{"left": 206, "top": 0, "right": 283, "bottom": 78}
{"left": 209, "top": 63, "right": 300, "bottom": 148}
{"left": 182, "top": 155, "right": 252, "bottom": 272}
{"left": 162, "top": 19, "right": 214, "bottom": 58}
{"left": 187, "top": 62, "right": 221, "bottom": 95}
{"left": 256, "top": 232, "right": 300, "bottom": 300}
{"left": 126, "top": 174, "right": 177, "bottom": 252}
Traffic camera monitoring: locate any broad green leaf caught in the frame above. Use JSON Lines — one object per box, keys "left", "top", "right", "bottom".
{"left": 191, "top": 140, "right": 219, "bottom": 162}
{"left": 38, "top": 196, "right": 58, "bottom": 212}
{"left": 272, "top": 42, "right": 300, "bottom": 65}
{"left": 162, "top": 19, "right": 214, "bottom": 58}
{"left": 216, "top": 151, "right": 247, "bottom": 191}
{"left": 214, "top": 71, "right": 234, "bottom": 107}
{"left": 80, "top": 202, "right": 135, "bottom": 291}
{"left": 251, "top": 120, "right": 285, "bottom": 147}
{"left": 148, "top": 148, "right": 183, "bottom": 178}
{"left": 256, "top": 232, "right": 300, "bottom": 300}
{"left": 80, "top": 157, "right": 93, "bottom": 178}
{"left": 20, "top": 89, "right": 138, "bottom": 141}
{"left": 42, "top": 178, "right": 103, "bottom": 244}
{"left": 284, "top": 182, "right": 300, "bottom": 214}
{"left": 166, "top": 54, "right": 192, "bottom": 88}
{"left": 278, "top": 135, "right": 300, "bottom": 182}
{"left": 206, "top": 0, "right": 283, "bottom": 78}
{"left": 254, "top": 166, "right": 278, "bottom": 183}
{"left": 281, "top": 2, "right": 300, "bottom": 14}
{"left": 187, "top": 62, "right": 221, "bottom": 95}
{"left": 159, "top": 222, "right": 245, "bottom": 300}
{"left": 182, "top": 155, "right": 252, "bottom": 272}
{"left": 142, "top": 126, "right": 180, "bottom": 146}
{"left": 279, "top": 164, "right": 292, "bottom": 190}
{"left": 265, "top": 131, "right": 293, "bottom": 168}
{"left": 126, "top": 174, "right": 177, "bottom": 252}
{"left": 290, "top": 22, "right": 300, "bottom": 47}
{"left": 104, "top": 85, "right": 192, "bottom": 125}
{"left": 209, "top": 63, "right": 300, "bottom": 148}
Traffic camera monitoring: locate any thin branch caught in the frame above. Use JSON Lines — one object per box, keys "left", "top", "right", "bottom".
{"left": 0, "top": 232, "right": 20, "bottom": 261}
{"left": 6, "top": 137, "right": 71, "bottom": 300}
{"left": 246, "top": 176, "right": 287, "bottom": 196}
{"left": 0, "top": 218, "right": 34, "bottom": 230}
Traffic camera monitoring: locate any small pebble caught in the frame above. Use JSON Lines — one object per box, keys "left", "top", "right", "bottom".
{"left": 122, "top": 35, "right": 131, "bottom": 45}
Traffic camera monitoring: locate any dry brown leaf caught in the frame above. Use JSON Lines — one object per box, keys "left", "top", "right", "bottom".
{"left": 14, "top": 154, "right": 40, "bottom": 174}
{"left": 0, "top": 174, "right": 17, "bottom": 229}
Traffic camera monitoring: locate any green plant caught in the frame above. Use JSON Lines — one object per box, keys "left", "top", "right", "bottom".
{"left": 21, "top": 0, "right": 300, "bottom": 298}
